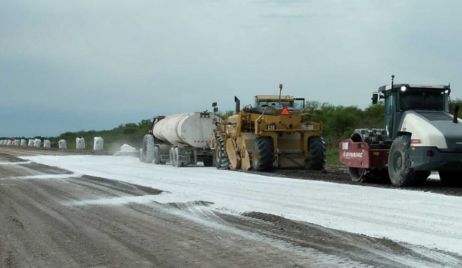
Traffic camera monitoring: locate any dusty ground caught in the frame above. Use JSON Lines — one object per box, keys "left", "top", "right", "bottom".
{"left": 1, "top": 147, "right": 461, "bottom": 267}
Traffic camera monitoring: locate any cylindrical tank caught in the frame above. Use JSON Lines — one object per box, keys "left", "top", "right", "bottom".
{"left": 93, "top": 137, "right": 104, "bottom": 151}
{"left": 34, "top": 139, "right": 42, "bottom": 148}
{"left": 76, "top": 137, "right": 85, "bottom": 150}
{"left": 43, "top": 140, "right": 51, "bottom": 149}
{"left": 20, "top": 139, "right": 27, "bottom": 146}
{"left": 58, "top": 139, "right": 67, "bottom": 149}
{"left": 152, "top": 112, "right": 217, "bottom": 148}
{"left": 28, "top": 139, "right": 34, "bottom": 147}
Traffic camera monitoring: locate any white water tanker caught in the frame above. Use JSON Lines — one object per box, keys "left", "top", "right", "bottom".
{"left": 140, "top": 112, "right": 218, "bottom": 167}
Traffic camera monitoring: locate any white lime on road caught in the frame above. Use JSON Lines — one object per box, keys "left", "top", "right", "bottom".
{"left": 24, "top": 155, "right": 462, "bottom": 254}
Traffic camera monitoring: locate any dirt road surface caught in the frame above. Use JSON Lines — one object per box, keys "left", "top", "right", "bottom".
{"left": 1, "top": 147, "right": 461, "bottom": 267}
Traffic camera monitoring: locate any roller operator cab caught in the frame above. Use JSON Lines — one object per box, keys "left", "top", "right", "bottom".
{"left": 340, "top": 81, "right": 462, "bottom": 187}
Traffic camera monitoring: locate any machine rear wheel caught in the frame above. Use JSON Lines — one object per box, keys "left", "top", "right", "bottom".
{"left": 141, "top": 134, "right": 155, "bottom": 163}
{"left": 215, "top": 136, "right": 229, "bottom": 169}
{"left": 439, "top": 171, "right": 462, "bottom": 186}
{"left": 388, "top": 135, "right": 418, "bottom": 187}
{"left": 252, "top": 137, "right": 273, "bottom": 171}
{"left": 308, "top": 136, "right": 326, "bottom": 170}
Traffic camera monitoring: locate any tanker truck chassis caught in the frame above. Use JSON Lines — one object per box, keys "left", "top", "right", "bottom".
{"left": 140, "top": 112, "right": 216, "bottom": 167}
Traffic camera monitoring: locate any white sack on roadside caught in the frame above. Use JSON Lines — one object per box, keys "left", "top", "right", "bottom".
{"left": 34, "top": 139, "right": 41, "bottom": 148}
{"left": 43, "top": 140, "right": 51, "bottom": 149}
{"left": 93, "top": 137, "right": 104, "bottom": 151}
{"left": 58, "top": 139, "right": 67, "bottom": 150}
{"left": 76, "top": 137, "right": 85, "bottom": 150}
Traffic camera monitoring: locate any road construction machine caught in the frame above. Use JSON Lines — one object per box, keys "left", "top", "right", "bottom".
{"left": 340, "top": 76, "right": 462, "bottom": 186}
{"left": 211, "top": 85, "right": 326, "bottom": 171}
{"left": 140, "top": 112, "right": 218, "bottom": 167}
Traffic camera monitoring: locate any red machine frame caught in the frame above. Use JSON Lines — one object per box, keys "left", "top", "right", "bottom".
{"left": 339, "top": 140, "right": 389, "bottom": 169}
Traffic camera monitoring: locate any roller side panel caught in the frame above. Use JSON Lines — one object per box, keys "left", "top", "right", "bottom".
{"left": 339, "top": 140, "right": 388, "bottom": 169}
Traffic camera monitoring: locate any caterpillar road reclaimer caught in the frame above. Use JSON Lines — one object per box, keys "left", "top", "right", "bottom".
{"left": 340, "top": 76, "right": 462, "bottom": 186}
{"left": 211, "top": 84, "right": 326, "bottom": 171}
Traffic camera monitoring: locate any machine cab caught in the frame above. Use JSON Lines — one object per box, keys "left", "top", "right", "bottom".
{"left": 373, "top": 84, "right": 451, "bottom": 139}
{"left": 254, "top": 95, "right": 305, "bottom": 110}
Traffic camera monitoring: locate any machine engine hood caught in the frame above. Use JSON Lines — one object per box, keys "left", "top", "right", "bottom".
{"left": 400, "top": 111, "right": 462, "bottom": 151}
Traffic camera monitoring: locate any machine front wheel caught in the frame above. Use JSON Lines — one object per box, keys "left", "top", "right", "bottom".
{"left": 308, "top": 136, "right": 326, "bottom": 170}
{"left": 252, "top": 137, "right": 273, "bottom": 171}
{"left": 388, "top": 135, "right": 417, "bottom": 187}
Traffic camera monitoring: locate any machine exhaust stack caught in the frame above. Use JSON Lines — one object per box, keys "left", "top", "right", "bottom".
{"left": 234, "top": 96, "right": 240, "bottom": 113}
{"left": 278, "top": 83, "right": 283, "bottom": 105}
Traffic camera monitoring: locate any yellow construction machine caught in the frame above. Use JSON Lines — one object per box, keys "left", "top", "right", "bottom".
{"left": 211, "top": 85, "right": 326, "bottom": 171}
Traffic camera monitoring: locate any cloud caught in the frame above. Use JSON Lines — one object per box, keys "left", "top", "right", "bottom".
{"left": 1, "top": 0, "right": 462, "bottom": 136}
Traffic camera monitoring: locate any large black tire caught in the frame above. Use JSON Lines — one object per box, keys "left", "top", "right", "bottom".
{"left": 439, "top": 171, "right": 462, "bottom": 186}
{"left": 308, "top": 136, "right": 326, "bottom": 170}
{"left": 388, "top": 135, "right": 423, "bottom": 187}
{"left": 252, "top": 137, "right": 273, "bottom": 171}
{"left": 215, "top": 136, "right": 229, "bottom": 169}
{"left": 141, "top": 134, "right": 155, "bottom": 163}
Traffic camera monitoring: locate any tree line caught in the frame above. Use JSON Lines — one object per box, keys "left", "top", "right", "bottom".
{"left": 5, "top": 99, "right": 460, "bottom": 153}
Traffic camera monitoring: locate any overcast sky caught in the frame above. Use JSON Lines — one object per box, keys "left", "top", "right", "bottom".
{"left": 1, "top": 0, "right": 462, "bottom": 137}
